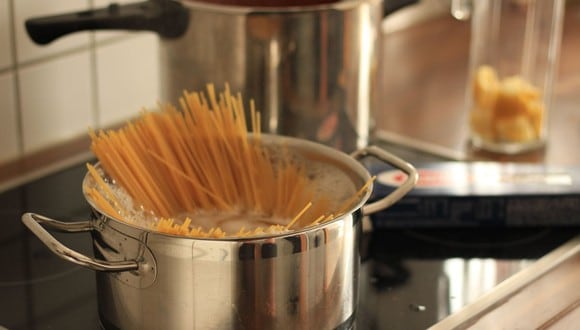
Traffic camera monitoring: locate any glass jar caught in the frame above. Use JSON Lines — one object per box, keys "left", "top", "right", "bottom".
{"left": 463, "top": 0, "right": 565, "bottom": 154}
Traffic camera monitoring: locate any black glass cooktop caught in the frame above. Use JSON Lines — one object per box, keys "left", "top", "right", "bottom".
{"left": 0, "top": 161, "right": 578, "bottom": 330}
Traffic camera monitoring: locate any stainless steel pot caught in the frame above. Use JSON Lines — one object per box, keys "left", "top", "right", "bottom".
{"left": 25, "top": 0, "right": 416, "bottom": 152}
{"left": 22, "top": 136, "right": 417, "bottom": 330}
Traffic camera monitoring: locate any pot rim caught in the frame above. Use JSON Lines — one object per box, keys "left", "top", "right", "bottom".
{"left": 83, "top": 133, "right": 372, "bottom": 241}
{"left": 179, "top": 0, "right": 382, "bottom": 15}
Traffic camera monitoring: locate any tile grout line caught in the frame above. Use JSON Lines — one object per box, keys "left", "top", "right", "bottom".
{"left": 7, "top": 34, "right": 137, "bottom": 72}
{"left": 7, "top": 0, "right": 24, "bottom": 156}
{"left": 89, "top": 0, "right": 101, "bottom": 130}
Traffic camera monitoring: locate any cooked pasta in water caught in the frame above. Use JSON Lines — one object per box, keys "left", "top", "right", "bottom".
{"left": 84, "top": 84, "right": 374, "bottom": 238}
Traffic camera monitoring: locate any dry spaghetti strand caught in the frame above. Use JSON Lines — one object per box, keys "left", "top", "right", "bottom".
{"left": 86, "top": 84, "right": 372, "bottom": 238}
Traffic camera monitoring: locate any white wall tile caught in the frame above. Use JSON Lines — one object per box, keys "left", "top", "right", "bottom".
{"left": 96, "top": 35, "right": 160, "bottom": 127}
{"left": 0, "top": 0, "right": 12, "bottom": 69}
{"left": 19, "top": 51, "right": 94, "bottom": 153}
{"left": 0, "top": 73, "right": 20, "bottom": 163}
{"left": 14, "top": 0, "right": 90, "bottom": 63}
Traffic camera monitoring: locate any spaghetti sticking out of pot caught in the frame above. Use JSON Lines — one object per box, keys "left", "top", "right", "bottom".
{"left": 85, "top": 84, "right": 374, "bottom": 238}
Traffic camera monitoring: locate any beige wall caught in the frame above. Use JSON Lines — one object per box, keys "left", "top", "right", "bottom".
{"left": 0, "top": 0, "right": 160, "bottom": 164}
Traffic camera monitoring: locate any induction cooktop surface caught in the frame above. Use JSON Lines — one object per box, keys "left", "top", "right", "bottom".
{"left": 1, "top": 161, "right": 577, "bottom": 330}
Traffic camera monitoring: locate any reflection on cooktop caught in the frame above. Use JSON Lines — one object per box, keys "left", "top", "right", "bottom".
{"left": 355, "top": 227, "right": 578, "bottom": 329}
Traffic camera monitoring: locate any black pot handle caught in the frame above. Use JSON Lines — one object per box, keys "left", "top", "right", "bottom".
{"left": 26, "top": 0, "right": 189, "bottom": 45}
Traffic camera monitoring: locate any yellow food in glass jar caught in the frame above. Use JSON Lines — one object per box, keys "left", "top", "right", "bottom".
{"left": 469, "top": 65, "right": 544, "bottom": 144}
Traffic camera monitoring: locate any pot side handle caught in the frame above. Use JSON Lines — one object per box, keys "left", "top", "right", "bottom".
{"left": 22, "top": 212, "right": 139, "bottom": 272}
{"left": 351, "top": 146, "right": 418, "bottom": 215}
{"left": 25, "top": 0, "right": 189, "bottom": 45}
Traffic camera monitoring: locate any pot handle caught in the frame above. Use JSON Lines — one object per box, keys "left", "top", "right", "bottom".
{"left": 22, "top": 212, "right": 139, "bottom": 272}
{"left": 25, "top": 0, "right": 189, "bottom": 45}
{"left": 351, "top": 146, "right": 418, "bottom": 215}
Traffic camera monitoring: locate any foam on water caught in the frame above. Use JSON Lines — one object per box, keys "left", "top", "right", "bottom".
{"left": 262, "top": 143, "right": 359, "bottom": 209}
{"left": 85, "top": 144, "right": 362, "bottom": 236}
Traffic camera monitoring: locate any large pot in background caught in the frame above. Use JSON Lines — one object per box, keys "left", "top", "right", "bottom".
{"left": 22, "top": 135, "right": 417, "bottom": 329}
{"left": 25, "top": 0, "right": 416, "bottom": 152}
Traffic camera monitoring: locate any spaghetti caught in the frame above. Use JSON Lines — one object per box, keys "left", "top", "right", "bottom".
{"left": 86, "top": 84, "right": 374, "bottom": 238}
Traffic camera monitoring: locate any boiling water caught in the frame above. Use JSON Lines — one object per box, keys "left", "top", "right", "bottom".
{"left": 85, "top": 148, "right": 361, "bottom": 236}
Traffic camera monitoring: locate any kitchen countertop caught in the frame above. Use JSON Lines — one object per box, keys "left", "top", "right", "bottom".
{"left": 375, "top": 0, "right": 580, "bottom": 164}
{"left": 431, "top": 235, "right": 580, "bottom": 329}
